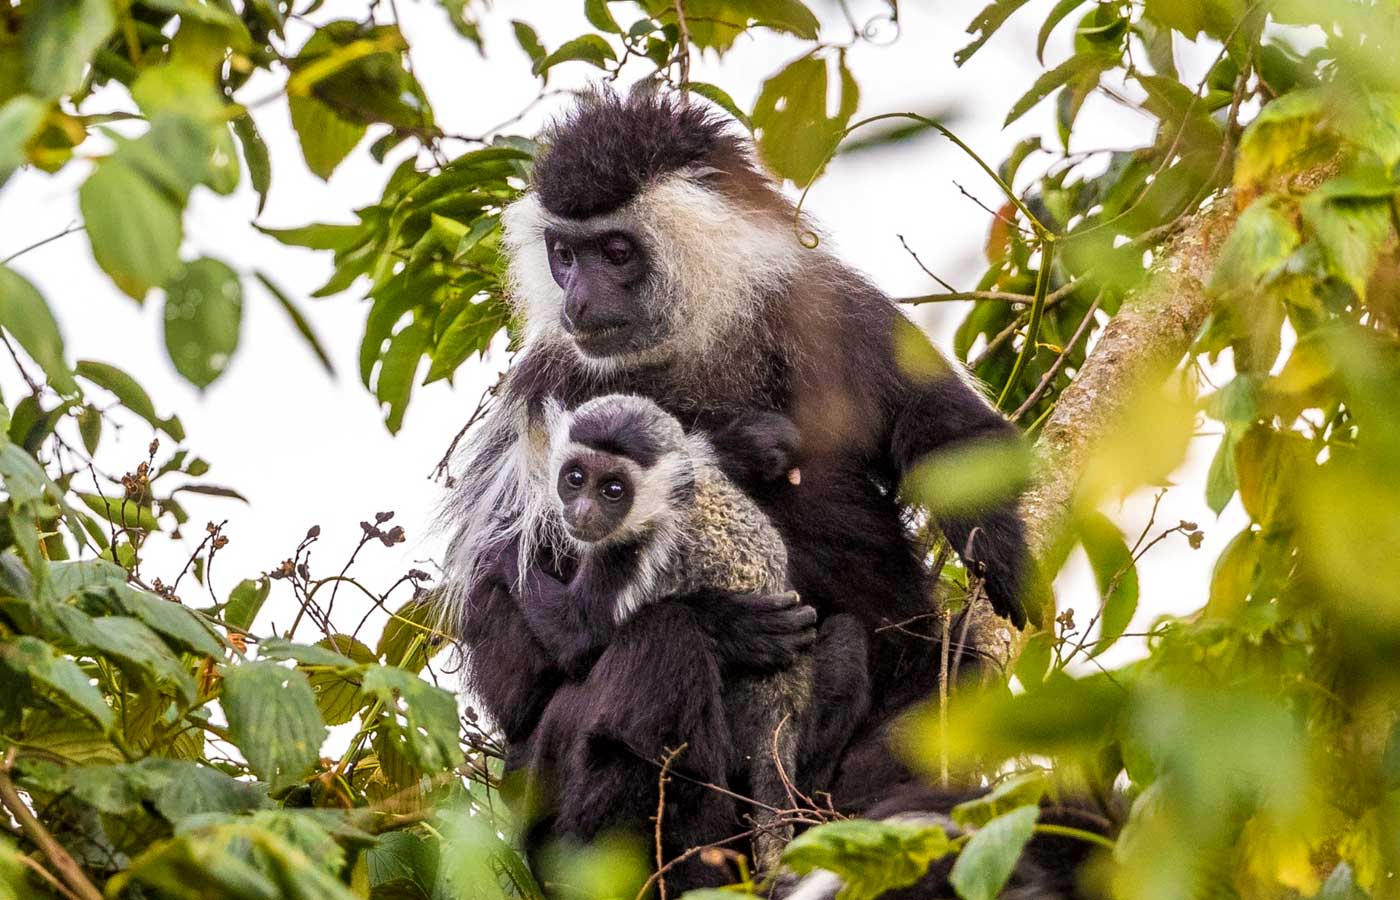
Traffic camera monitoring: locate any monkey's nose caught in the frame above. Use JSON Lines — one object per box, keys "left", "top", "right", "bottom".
{"left": 563, "top": 499, "right": 607, "bottom": 542}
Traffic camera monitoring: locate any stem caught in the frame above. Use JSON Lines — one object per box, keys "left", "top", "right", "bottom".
{"left": 2, "top": 223, "right": 84, "bottom": 266}
{"left": 1033, "top": 823, "right": 1116, "bottom": 852}
{"left": 996, "top": 238, "right": 1057, "bottom": 409}
{"left": 794, "top": 112, "right": 1052, "bottom": 244}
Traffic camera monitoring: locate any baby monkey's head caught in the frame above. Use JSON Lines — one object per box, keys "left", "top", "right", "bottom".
{"left": 550, "top": 395, "right": 698, "bottom": 547}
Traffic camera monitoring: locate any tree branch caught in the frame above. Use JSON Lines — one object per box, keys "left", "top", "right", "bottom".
{"left": 1019, "top": 196, "right": 1237, "bottom": 558}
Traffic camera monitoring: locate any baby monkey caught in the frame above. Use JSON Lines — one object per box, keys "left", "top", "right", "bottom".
{"left": 535, "top": 394, "right": 869, "bottom": 873}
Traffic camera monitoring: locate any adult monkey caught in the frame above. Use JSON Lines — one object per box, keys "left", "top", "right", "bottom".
{"left": 445, "top": 87, "right": 1030, "bottom": 880}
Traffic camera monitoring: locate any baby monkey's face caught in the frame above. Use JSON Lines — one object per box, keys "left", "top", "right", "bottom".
{"left": 557, "top": 450, "right": 638, "bottom": 544}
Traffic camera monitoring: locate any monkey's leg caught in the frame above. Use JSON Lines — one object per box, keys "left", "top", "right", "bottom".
{"left": 797, "top": 613, "right": 872, "bottom": 798}
{"left": 734, "top": 669, "right": 806, "bottom": 877}
{"left": 550, "top": 602, "right": 741, "bottom": 891}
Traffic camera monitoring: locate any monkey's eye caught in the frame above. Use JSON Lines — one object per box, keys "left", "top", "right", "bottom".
{"left": 600, "top": 235, "right": 632, "bottom": 266}
{"left": 599, "top": 480, "right": 627, "bottom": 502}
{"left": 554, "top": 244, "right": 575, "bottom": 268}
{"left": 563, "top": 467, "right": 585, "bottom": 489}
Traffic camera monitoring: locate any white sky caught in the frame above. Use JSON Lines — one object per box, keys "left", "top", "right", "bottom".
{"left": 0, "top": 0, "right": 1247, "bottom": 673}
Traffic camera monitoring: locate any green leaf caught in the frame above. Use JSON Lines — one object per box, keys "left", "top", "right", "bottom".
{"left": 1037, "top": 0, "right": 1091, "bottom": 62}
{"left": 952, "top": 772, "right": 1050, "bottom": 828}
{"left": 74, "top": 360, "right": 183, "bottom": 439}
{"left": 0, "top": 96, "right": 45, "bottom": 187}
{"left": 1205, "top": 430, "right": 1239, "bottom": 515}
{"left": 232, "top": 114, "right": 272, "bottom": 215}
{"left": 1208, "top": 198, "right": 1300, "bottom": 296}
{"left": 0, "top": 265, "right": 77, "bottom": 394}
{"left": 753, "top": 54, "right": 859, "bottom": 187}
{"left": 1207, "top": 528, "right": 1259, "bottom": 618}
{"left": 687, "top": 81, "right": 753, "bottom": 130}
{"left": 1004, "top": 52, "right": 1114, "bottom": 127}
{"left": 1235, "top": 89, "right": 1331, "bottom": 191}
{"left": 222, "top": 661, "right": 327, "bottom": 788}
{"left": 375, "top": 320, "right": 430, "bottom": 434}
{"left": 1076, "top": 511, "right": 1139, "bottom": 658}
{"left": 259, "top": 638, "right": 362, "bottom": 668}
{"left": 78, "top": 404, "right": 101, "bottom": 454}
{"left": 902, "top": 437, "right": 1032, "bottom": 518}
{"left": 1143, "top": 0, "right": 1208, "bottom": 39}
{"left": 86, "top": 616, "right": 196, "bottom": 702}
{"left": 512, "top": 20, "right": 547, "bottom": 74}
{"left": 255, "top": 272, "right": 335, "bottom": 376}
{"left": 362, "top": 665, "right": 462, "bottom": 772}
{"left": 425, "top": 298, "right": 506, "bottom": 384}
{"left": 288, "top": 95, "right": 366, "bottom": 181}
{"left": 163, "top": 257, "right": 243, "bottom": 390}
{"left": 112, "top": 584, "right": 225, "bottom": 657}
{"left": 949, "top": 806, "right": 1039, "bottom": 900}
{"left": 1301, "top": 194, "right": 1393, "bottom": 299}
{"left": 533, "top": 35, "right": 616, "bottom": 76}
{"left": 79, "top": 157, "right": 184, "bottom": 302}
{"left": 224, "top": 577, "right": 270, "bottom": 631}
{"left": 0, "top": 637, "right": 113, "bottom": 729}
{"left": 22, "top": 0, "right": 116, "bottom": 99}
{"left": 956, "top": 0, "right": 1034, "bottom": 66}
{"left": 583, "top": 0, "right": 623, "bottom": 33}
{"left": 306, "top": 636, "right": 375, "bottom": 726}
{"left": 783, "top": 819, "right": 952, "bottom": 900}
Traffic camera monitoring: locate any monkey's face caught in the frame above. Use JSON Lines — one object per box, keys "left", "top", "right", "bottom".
{"left": 544, "top": 226, "right": 665, "bottom": 359}
{"left": 556, "top": 451, "right": 639, "bottom": 544}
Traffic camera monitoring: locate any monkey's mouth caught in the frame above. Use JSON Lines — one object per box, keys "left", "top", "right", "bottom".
{"left": 571, "top": 324, "right": 638, "bottom": 358}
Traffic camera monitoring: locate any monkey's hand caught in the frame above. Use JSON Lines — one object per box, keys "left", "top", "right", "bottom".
{"left": 679, "top": 589, "right": 817, "bottom": 675}
{"left": 710, "top": 411, "right": 802, "bottom": 488}
{"left": 490, "top": 537, "right": 611, "bottom": 679}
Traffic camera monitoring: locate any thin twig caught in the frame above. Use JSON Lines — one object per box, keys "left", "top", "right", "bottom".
{"left": 1010, "top": 293, "right": 1104, "bottom": 422}
{"left": 673, "top": 0, "right": 691, "bottom": 88}
{"left": 1, "top": 222, "right": 84, "bottom": 265}
{"left": 652, "top": 743, "right": 688, "bottom": 900}
{"left": 897, "top": 235, "right": 957, "bottom": 292}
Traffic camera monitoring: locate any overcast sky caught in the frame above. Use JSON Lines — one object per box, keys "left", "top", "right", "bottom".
{"left": 0, "top": 0, "right": 1245, "bottom": 672}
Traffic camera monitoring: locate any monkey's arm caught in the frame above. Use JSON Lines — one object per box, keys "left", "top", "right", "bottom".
{"left": 459, "top": 573, "right": 564, "bottom": 746}
{"left": 675, "top": 588, "right": 817, "bottom": 675}
{"left": 885, "top": 346, "right": 1031, "bottom": 628}
{"left": 491, "top": 537, "right": 616, "bottom": 678}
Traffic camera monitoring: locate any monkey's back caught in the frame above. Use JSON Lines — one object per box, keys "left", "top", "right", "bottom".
{"left": 674, "top": 464, "right": 789, "bottom": 596}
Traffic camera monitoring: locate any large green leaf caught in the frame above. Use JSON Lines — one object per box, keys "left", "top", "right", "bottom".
{"left": 783, "top": 819, "right": 952, "bottom": 900}
{"left": 85, "top": 616, "right": 196, "bottom": 703}
{"left": 1004, "top": 51, "right": 1115, "bottom": 127}
{"left": 288, "top": 95, "right": 366, "bottom": 181}
{"left": 255, "top": 273, "right": 335, "bottom": 376}
{"left": 224, "top": 577, "right": 270, "bottom": 631}
{"left": 753, "top": 54, "right": 859, "bottom": 187}
{"left": 0, "top": 636, "right": 113, "bottom": 729}
{"left": 532, "top": 34, "right": 615, "bottom": 76}
{"left": 111, "top": 583, "right": 225, "bottom": 658}
{"left": 0, "top": 265, "right": 77, "bottom": 394}
{"left": 1076, "top": 511, "right": 1140, "bottom": 658}
{"left": 374, "top": 319, "right": 430, "bottom": 434}
{"left": 1301, "top": 194, "right": 1393, "bottom": 299}
{"left": 22, "top": 0, "right": 116, "bottom": 98}
{"left": 956, "top": 0, "right": 1034, "bottom": 66}
{"left": 221, "top": 661, "right": 327, "bottom": 788}
{"left": 163, "top": 257, "right": 244, "bottom": 390}
{"left": 79, "top": 157, "right": 184, "bottom": 302}
{"left": 949, "top": 806, "right": 1039, "bottom": 900}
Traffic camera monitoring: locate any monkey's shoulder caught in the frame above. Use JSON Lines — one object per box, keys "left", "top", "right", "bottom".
{"left": 673, "top": 466, "right": 787, "bottom": 595}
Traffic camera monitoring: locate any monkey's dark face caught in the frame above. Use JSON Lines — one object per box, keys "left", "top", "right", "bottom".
{"left": 544, "top": 226, "right": 663, "bottom": 359}
{"left": 557, "top": 451, "right": 638, "bottom": 544}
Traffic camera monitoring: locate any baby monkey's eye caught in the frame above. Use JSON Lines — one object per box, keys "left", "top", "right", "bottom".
{"left": 564, "top": 467, "right": 586, "bottom": 488}
{"left": 599, "top": 480, "right": 626, "bottom": 502}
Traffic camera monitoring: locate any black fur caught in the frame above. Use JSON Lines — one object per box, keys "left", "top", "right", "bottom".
{"left": 533, "top": 88, "right": 745, "bottom": 220}
{"left": 568, "top": 404, "right": 665, "bottom": 468}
